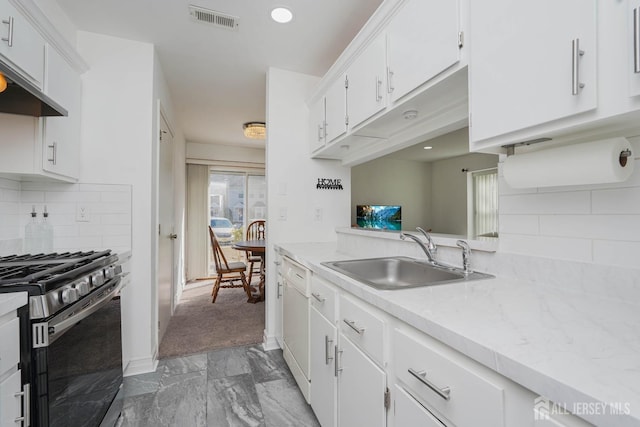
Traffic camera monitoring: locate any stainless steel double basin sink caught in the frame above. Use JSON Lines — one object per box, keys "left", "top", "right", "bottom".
{"left": 322, "top": 256, "right": 493, "bottom": 290}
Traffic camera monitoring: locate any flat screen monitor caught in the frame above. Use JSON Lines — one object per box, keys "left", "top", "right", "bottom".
{"left": 356, "top": 205, "right": 401, "bottom": 230}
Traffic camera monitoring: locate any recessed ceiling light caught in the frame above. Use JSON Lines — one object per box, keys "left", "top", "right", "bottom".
{"left": 423, "top": 146, "right": 433, "bottom": 150}
{"left": 271, "top": 7, "right": 293, "bottom": 23}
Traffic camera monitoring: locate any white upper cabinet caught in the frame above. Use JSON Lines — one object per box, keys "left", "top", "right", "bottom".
{"left": 309, "top": 74, "right": 347, "bottom": 154}
{"left": 42, "top": 44, "right": 81, "bottom": 180}
{"left": 468, "top": 0, "right": 597, "bottom": 148}
{"left": 324, "top": 75, "right": 347, "bottom": 143}
{"left": 386, "top": 0, "right": 460, "bottom": 103}
{"left": 628, "top": 0, "right": 640, "bottom": 97}
{"left": 346, "top": 33, "right": 387, "bottom": 130}
{"left": 0, "top": 0, "right": 45, "bottom": 86}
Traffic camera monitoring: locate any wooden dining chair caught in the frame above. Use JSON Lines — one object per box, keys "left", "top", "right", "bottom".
{"left": 245, "top": 220, "right": 266, "bottom": 284}
{"left": 208, "top": 226, "right": 254, "bottom": 303}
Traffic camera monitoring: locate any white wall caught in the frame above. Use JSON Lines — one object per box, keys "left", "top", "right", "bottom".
{"left": 431, "top": 153, "right": 497, "bottom": 234}
{"left": 351, "top": 158, "right": 432, "bottom": 230}
{"left": 0, "top": 178, "right": 22, "bottom": 255}
{"left": 76, "top": 31, "right": 188, "bottom": 375}
{"left": 187, "top": 142, "right": 265, "bottom": 168}
{"left": 265, "top": 67, "right": 351, "bottom": 348}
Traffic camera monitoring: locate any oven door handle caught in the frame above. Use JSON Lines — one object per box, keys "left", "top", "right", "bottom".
{"left": 48, "top": 278, "right": 124, "bottom": 342}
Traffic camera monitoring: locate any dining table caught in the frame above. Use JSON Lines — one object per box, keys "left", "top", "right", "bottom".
{"left": 233, "top": 239, "right": 266, "bottom": 302}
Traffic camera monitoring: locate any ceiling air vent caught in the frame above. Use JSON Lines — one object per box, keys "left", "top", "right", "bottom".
{"left": 189, "top": 5, "right": 239, "bottom": 30}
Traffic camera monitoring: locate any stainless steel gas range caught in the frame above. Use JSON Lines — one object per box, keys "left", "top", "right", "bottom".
{"left": 0, "top": 250, "right": 129, "bottom": 427}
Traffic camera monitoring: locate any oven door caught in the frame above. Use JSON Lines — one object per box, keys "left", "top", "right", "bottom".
{"left": 36, "top": 278, "right": 124, "bottom": 427}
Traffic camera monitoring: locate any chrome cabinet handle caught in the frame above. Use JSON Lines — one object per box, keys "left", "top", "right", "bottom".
{"left": 277, "top": 281, "right": 282, "bottom": 298}
{"left": 312, "top": 292, "right": 325, "bottom": 303}
{"left": 408, "top": 368, "right": 451, "bottom": 401}
{"left": 325, "top": 335, "right": 334, "bottom": 365}
{"left": 323, "top": 120, "right": 327, "bottom": 141}
{"left": 295, "top": 273, "right": 304, "bottom": 280}
{"left": 47, "top": 142, "right": 57, "bottom": 165}
{"left": 2, "top": 16, "right": 13, "bottom": 47}
{"left": 317, "top": 124, "right": 323, "bottom": 141}
{"left": 375, "top": 75, "right": 383, "bottom": 101}
{"left": 343, "top": 318, "right": 365, "bottom": 335}
{"left": 387, "top": 66, "right": 394, "bottom": 93}
{"left": 334, "top": 346, "right": 342, "bottom": 376}
{"left": 634, "top": 7, "right": 640, "bottom": 74}
{"left": 571, "top": 38, "right": 585, "bottom": 95}
{"left": 14, "top": 383, "right": 30, "bottom": 426}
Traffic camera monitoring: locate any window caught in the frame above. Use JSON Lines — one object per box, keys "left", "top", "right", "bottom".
{"left": 471, "top": 168, "right": 498, "bottom": 238}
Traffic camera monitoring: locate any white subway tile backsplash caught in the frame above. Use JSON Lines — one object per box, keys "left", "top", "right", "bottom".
{"left": 592, "top": 187, "right": 640, "bottom": 214}
{"left": 499, "top": 215, "right": 539, "bottom": 235}
{"left": 0, "top": 178, "right": 20, "bottom": 191}
{"left": 499, "top": 234, "right": 593, "bottom": 263}
{"left": 45, "top": 191, "right": 101, "bottom": 203}
{"left": 593, "top": 240, "right": 640, "bottom": 268}
{"left": 500, "top": 191, "right": 591, "bottom": 215}
{"left": 540, "top": 215, "right": 640, "bottom": 241}
{"left": 20, "top": 191, "right": 45, "bottom": 203}
{"left": 100, "top": 213, "right": 131, "bottom": 225}
{"left": 101, "top": 191, "right": 131, "bottom": 203}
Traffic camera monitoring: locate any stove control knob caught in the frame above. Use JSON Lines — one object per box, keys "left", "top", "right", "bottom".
{"left": 91, "top": 271, "right": 104, "bottom": 287}
{"left": 61, "top": 287, "right": 79, "bottom": 304}
{"left": 74, "top": 278, "right": 91, "bottom": 296}
{"left": 104, "top": 266, "right": 115, "bottom": 280}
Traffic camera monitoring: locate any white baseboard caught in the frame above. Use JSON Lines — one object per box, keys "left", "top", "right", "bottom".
{"left": 123, "top": 353, "right": 159, "bottom": 377}
{"left": 262, "top": 330, "right": 281, "bottom": 351}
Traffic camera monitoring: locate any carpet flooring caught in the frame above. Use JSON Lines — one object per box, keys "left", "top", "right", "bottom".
{"left": 158, "top": 280, "right": 265, "bottom": 359}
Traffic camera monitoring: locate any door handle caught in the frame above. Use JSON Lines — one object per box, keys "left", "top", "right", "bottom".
{"left": 169, "top": 233, "right": 178, "bottom": 239}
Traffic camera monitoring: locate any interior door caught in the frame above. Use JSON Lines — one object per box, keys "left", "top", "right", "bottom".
{"left": 158, "top": 112, "right": 175, "bottom": 344}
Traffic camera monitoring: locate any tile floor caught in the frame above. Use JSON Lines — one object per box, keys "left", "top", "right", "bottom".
{"left": 120, "top": 344, "right": 320, "bottom": 427}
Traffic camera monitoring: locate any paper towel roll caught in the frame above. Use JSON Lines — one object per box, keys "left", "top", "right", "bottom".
{"left": 503, "top": 137, "right": 634, "bottom": 188}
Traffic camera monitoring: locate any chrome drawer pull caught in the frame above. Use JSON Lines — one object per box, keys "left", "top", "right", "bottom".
{"left": 343, "top": 318, "right": 365, "bottom": 335}
{"left": 312, "top": 292, "right": 325, "bottom": 303}
{"left": 571, "top": 38, "right": 585, "bottom": 95}
{"left": 634, "top": 7, "right": 640, "bottom": 73}
{"left": 408, "top": 368, "right": 451, "bottom": 401}
{"left": 14, "top": 383, "right": 30, "bottom": 426}
{"left": 325, "top": 335, "right": 334, "bottom": 365}
{"left": 2, "top": 16, "right": 13, "bottom": 47}
{"left": 334, "top": 346, "right": 342, "bottom": 377}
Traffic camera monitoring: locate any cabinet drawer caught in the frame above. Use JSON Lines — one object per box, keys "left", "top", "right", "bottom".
{"left": 283, "top": 257, "right": 309, "bottom": 295}
{"left": 339, "top": 294, "right": 385, "bottom": 366}
{"left": 310, "top": 275, "right": 337, "bottom": 322}
{"left": 0, "top": 317, "right": 19, "bottom": 375}
{"left": 393, "top": 327, "right": 505, "bottom": 427}
{"left": 394, "top": 384, "right": 447, "bottom": 427}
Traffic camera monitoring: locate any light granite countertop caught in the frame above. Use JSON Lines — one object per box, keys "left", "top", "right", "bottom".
{"left": 0, "top": 292, "right": 27, "bottom": 316}
{"left": 275, "top": 241, "right": 640, "bottom": 427}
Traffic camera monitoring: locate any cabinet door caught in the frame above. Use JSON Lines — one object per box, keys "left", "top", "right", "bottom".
{"left": 468, "top": 0, "right": 597, "bottom": 145}
{"left": 0, "top": 0, "right": 44, "bottom": 86}
{"left": 324, "top": 74, "right": 347, "bottom": 143}
{"left": 282, "top": 279, "right": 310, "bottom": 377}
{"left": 630, "top": 0, "right": 640, "bottom": 97}
{"left": 347, "top": 33, "right": 387, "bottom": 129}
{"left": 394, "top": 385, "right": 447, "bottom": 427}
{"left": 0, "top": 369, "right": 22, "bottom": 427}
{"left": 310, "top": 307, "right": 337, "bottom": 427}
{"left": 386, "top": 0, "right": 460, "bottom": 103}
{"left": 338, "top": 334, "right": 386, "bottom": 427}
{"left": 309, "top": 96, "right": 326, "bottom": 153}
{"left": 42, "top": 45, "right": 81, "bottom": 180}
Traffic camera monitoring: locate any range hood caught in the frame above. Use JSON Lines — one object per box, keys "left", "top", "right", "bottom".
{"left": 0, "top": 60, "right": 67, "bottom": 117}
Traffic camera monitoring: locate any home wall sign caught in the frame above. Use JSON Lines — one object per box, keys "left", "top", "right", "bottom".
{"left": 316, "top": 178, "right": 344, "bottom": 190}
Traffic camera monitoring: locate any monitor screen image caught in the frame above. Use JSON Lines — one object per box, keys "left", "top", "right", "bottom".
{"left": 356, "top": 205, "right": 402, "bottom": 230}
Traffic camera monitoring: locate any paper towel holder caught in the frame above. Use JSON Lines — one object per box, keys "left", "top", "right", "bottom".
{"left": 502, "top": 137, "right": 552, "bottom": 156}
{"left": 620, "top": 149, "right": 632, "bottom": 167}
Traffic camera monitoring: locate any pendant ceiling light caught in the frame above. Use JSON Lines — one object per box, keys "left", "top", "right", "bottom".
{"left": 243, "top": 122, "right": 266, "bottom": 139}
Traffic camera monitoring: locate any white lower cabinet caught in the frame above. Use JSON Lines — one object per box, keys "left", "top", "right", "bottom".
{"left": 394, "top": 385, "right": 446, "bottom": 427}
{"left": 0, "top": 295, "right": 27, "bottom": 427}
{"left": 309, "top": 306, "right": 337, "bottom": 427}
{"left": 337, "top": 334, "right": 387, "bottom": 427}
{"left": 287, "top": 263, "right": 595, "bottom": 427}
